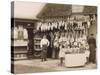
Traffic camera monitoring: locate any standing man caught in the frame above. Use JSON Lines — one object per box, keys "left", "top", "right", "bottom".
{"left": 40, "top": 35, "right": 50, "bottom": 62}
{"left": 53, "top": 36, "right": 59, "bottom": 59}
{"left": 88, "top": 34, "right": 96, "bottom": 63}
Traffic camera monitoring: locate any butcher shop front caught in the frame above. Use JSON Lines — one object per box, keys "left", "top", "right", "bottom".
{"left": 11, "top": 3, "right": 97, "bottom": 65}
{"left": 11, "top": 2, "right": 97, "bottom": 74}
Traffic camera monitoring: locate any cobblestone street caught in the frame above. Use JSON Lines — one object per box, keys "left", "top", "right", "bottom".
{"left": 13, "top": 59, "right": 97, "bottom": 74}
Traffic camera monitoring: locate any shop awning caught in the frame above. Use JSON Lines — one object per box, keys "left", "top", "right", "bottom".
{"left": 13, "top": 2, "right": 97, "bottom": 19}
{"left": 37, "top": 3, "right": 72, "bottom": 18}
{"left": 37, "top": 4, "right": 97, "bottom": 18}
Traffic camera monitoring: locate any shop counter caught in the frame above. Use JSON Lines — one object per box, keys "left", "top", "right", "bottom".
{"left": 65, "top": 53, "right": 87, "bottom": 67}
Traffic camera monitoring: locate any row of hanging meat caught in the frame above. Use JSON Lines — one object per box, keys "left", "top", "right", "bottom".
{"left": 36, "top": 20, "right": 91, "bottom": 32}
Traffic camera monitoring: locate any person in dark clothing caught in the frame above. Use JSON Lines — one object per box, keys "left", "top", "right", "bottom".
{"left": 88, "top": 34, "right": 96, "bottom": 63}
{"left": 53, "top": 36, "right": 59, "bottom": 59}
{"left": 53, "top": 32, "right": 61, "bottom": 59}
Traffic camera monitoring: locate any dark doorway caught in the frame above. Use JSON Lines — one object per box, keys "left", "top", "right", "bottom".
{"left": 46, "top": 33, "right": 53, "bottom": 58}
{"left": 27, "top": 24, "right": 34, "bottom": 59}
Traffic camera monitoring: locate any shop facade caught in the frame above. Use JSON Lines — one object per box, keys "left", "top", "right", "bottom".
{"left": 11, "top": 4, "right": 97, "bottom": 60}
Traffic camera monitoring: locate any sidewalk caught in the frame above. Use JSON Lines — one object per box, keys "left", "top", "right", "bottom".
{"left": 13, "top": 59, "right": 97, "bottom": 74}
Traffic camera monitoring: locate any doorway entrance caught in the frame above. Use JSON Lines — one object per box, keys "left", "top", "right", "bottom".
{"left": 27, "top": 24, "right": 34, "bottom": 59}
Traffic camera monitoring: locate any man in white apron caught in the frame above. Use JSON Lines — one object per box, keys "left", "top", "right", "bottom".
{"left": 40, "top": 35, "right": 50, "bottom": 62}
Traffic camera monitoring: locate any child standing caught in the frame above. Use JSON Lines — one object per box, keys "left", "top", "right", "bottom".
{"left": 59, "top": 45, "right": 66, "bottom": 66}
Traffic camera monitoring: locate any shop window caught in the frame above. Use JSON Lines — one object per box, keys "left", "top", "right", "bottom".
{"left": 12, "top": 25, "right": 28, "bottom": 41}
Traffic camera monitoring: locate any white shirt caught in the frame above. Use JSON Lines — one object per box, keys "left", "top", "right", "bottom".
{"left": 40, "top": 38, "right": 49, "bottom": 48}
{"left": 59, "top": 47, "right": 66, "bottom": 58}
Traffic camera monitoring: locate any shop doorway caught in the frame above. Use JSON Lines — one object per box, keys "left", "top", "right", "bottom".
{"left": 46, "top": 33, "right": 53, "bottom": 58}
{"left": 27, "top": 24, "right": 34, "bottom": 59}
